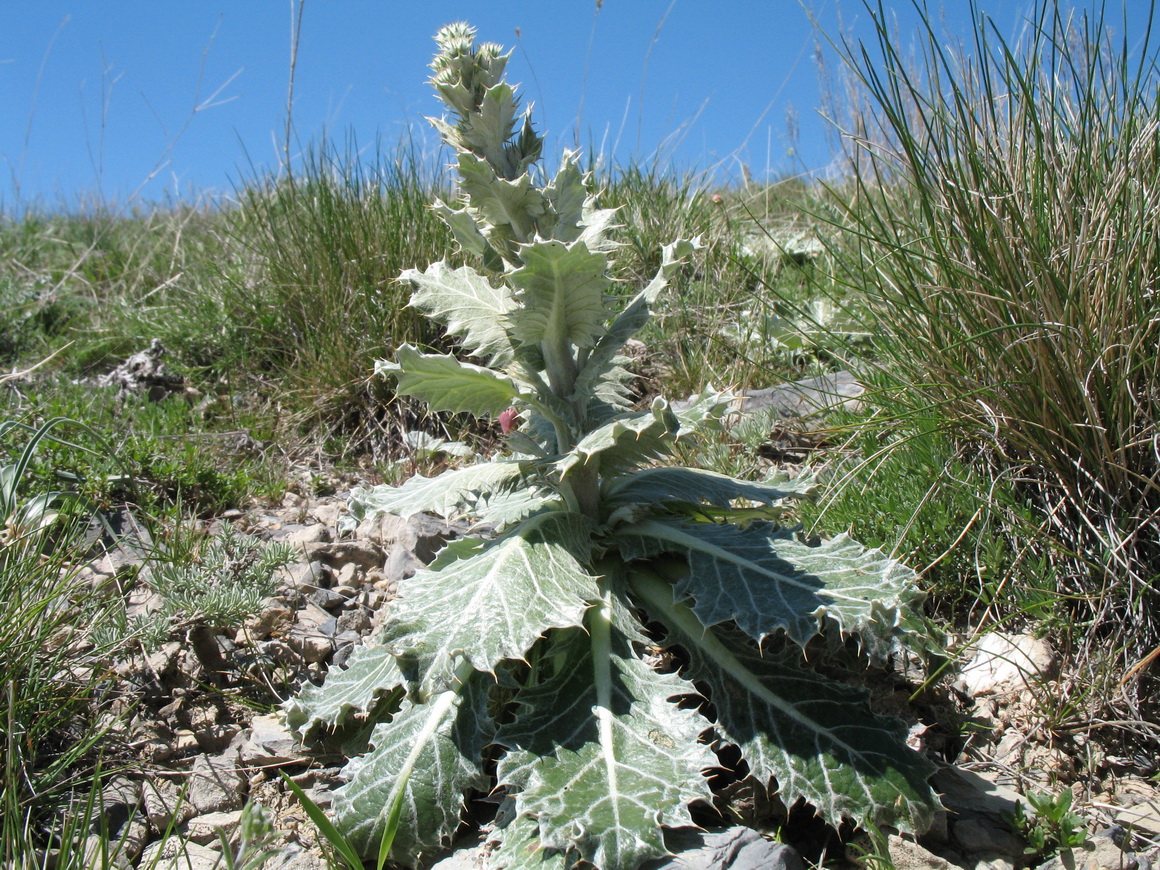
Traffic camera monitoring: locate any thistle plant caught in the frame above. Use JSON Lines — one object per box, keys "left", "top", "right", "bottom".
{"left": 286, "top": 23, "right": 938, "bottom": 870}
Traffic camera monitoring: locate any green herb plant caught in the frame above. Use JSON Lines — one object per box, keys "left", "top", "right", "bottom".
{"left": 1012, "top": 788, "right": 1088, "bottom": 859}
{"left": 286, "top": 23, "right": 939, "bottom": 870}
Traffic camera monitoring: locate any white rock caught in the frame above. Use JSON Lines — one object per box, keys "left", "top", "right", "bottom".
{"left": 184, "top": 810, "right": 244, "bottom": 845}
{"left": 138, "top": 837, "right": 223, "bottom": 870}
{"left": 240, "top": 714, "right": 306, "bottom": 767}
{"left": 960, "top": 632, "right": 1055, "bottom": 697}
{"left": 188, "top": 753, "right": 246, "bottom": 815}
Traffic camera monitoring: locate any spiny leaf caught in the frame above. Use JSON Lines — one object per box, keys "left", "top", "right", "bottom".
{"left": 495, "top": 601, "right": 715, "bottom": 870}
{"left": 540, "top": 151, "right": 589, "bottom": 243}
{"left": 556, "top": 398, "right": 680, "bottom": 479}
{"left": 331, "top": 668, "right": 492, "bottom": 862}
{"left": 378, "top": 345, "right": 525, "bottom": 417}
{"left": 604, "top": 466, "right": 813, "bottom": 511}
{"left": 382, "top": 511, "right": 601, "bottom": 695}
{"left": 284, "top": 643, "right": 404, "bottom": 739}
{"left": 490, "top": 805, "right": 575, "bottom": 870}
{"left": 403, "top": 261, "right": 515, "bottom": 362}
{"left": 349, "top": 460, "right": 529, "bottom": 523}
{"left": 507, "top": 239, "right": 610, "bottom": 349}
{"left": 617, "top": 518, "right": 919, "bottom": 645}
{"left": 458, "top": 152, "right": 543, "bottom": 244}
{"left": 631, "top": 568, "right": 939, "bottom": 833}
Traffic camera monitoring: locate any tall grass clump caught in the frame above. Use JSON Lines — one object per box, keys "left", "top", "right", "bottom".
{"left": 823, "top": 1, "right": 1160, "bottom": 713}
{"left": 0, "top": 415, "right": 130, "bottom": 864}
{"left": 222, "top": 137, "right": 454, "bottom": 438}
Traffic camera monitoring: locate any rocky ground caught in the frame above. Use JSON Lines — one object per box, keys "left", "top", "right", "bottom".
{"left": 53, "top": 368, "right": 1160, "bottom": 869}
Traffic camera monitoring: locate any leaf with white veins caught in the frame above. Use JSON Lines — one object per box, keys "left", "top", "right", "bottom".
{"left": 379, "top": 345, "right": 525, "bottom": 417}
{"left": 617, "top": 518, "right": 920, "bottom": 645}
{"left": 284, "top": 643, "right": 404, "bottom": 738}
{"left": 490, "top": 806, "right": 575, "bottom": 870}
{"left": 349, "top": 461, "right": 528, "bottom": 523}
{"left": 507, "top": 240, "right": 610, "bottom": 349}
{"left": 458, "top": 152, "right": 543, "bottom": 243}
{"left": 604, "top": 466, "right": 812, "bottom": 511}
{"left": 556, "top": 398, "right": 680, "bottom": 479}
{"left": 331, "top": 666, "right": 491, "bottom": 862}
{"left": 630, "top": 568, "right": 939, "bottom": 833}
{"left": 404, "top": 261, "right": 515, "bottom": 362}
{"left": 383, "top": 511, "right": 600, "bottom": 695}
{"left": 495, "top": 600, "right": 714, "bottom": 870}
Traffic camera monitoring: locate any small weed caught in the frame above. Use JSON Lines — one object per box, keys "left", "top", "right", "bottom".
{"left": 1012, "top": 788, "right": 1088, "bottom": 858}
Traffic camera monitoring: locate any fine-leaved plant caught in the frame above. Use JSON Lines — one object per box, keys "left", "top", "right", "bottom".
{"left": 286, "top": 23, "right": 939, "bottom": 869}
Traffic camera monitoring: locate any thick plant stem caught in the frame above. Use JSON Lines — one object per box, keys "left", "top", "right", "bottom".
{"left": 568, "top": 462, "right": 602, "bottom": 521}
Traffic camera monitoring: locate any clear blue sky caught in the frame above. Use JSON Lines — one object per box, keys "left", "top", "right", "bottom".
{"left": 0, "top": 2, "right": 1149, "bottom": 211}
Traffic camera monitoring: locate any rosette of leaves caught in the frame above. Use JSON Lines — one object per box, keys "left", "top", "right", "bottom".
{"left": 286, "top": 22, "right": 939, "bottom": 870}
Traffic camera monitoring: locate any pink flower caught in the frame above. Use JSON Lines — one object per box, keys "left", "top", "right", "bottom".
{"left": 499, "top": 407, "right": 521, "bottom": 434}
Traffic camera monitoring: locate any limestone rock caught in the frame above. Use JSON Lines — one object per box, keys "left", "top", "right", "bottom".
{"left": 960, "top": 632, "right": 1056, "bottom": 697}
{"left": 184, "top": 809, "right": 244, "bottom": 845}
{"left": 240, "top": 714, "right": 307, "bottom": 767}
{"left": 188, "top": 752, "right": 246, "bottom": 815}
{"left": 138, "top": 837, "right": 224, "bottom": 870}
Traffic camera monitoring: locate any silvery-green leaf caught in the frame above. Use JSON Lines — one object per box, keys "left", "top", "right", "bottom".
{"left": 630, "top": 569, "right": 939, "bottom": 835}
{"left": 617, "top": 518, "right": 921, "bottom": 645}
{"left": 401, "top": 430, "right": 474, "bottom": 458}
{"left": 603, "top": 466, "right": 812, "bottom": 511}
{"left": 403, "top": 261, "right": 514, "bottom": 362}
{"left": 284, "top": 643, "right": 404, "bottom": 739}
{"left": 331, "top": 668, "right": 491, "bottom": 862}
{"left": 458, "top": 152, "right": 543, "bottom": 243}
{"left": 430, "top": 199, "right": 491, "bottom": 259}
{"left": 383, "top": 512, "right": 600, "bottom": 695}
{"left": 349, "top": 460, "right": 528, "bottom": 521}
{"left": 495, "top": 606, "right": 714, "bottom": 870}
{"left": 556, "top": 398, "right": 679, "bottom": 478}
{"left": 579, "top": 204, "right": 621, "bottom": 253}
{"left": 490, "top": 806, "right": 574, "bottom": 870}
{"left": 671, "top": 389, "right": 734, "bottom": 439}
{"left": 461, "top": 82, "right": 519, "bottom": 171}
{"left": 507, "top": 240, "right": 610, "bottom": 349}
{"left": 379, "top": 345, "right": 524, "bottom": 417}
{"left": 472, "top": 486, "right": 560, "bottom": 531}
{"left": 540, "top": 151, "right": 588, "bottom": 243}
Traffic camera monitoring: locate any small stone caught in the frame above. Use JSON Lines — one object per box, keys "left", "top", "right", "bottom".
{"left": 356, "top": 513, "right": 458, "bottom": 563}
{"left": 960, "top": 632, "right": 1056, "bottom": 697}
{"left": 278, "top": 560, "right": 334, "bottom": 593}
{"left": 188, "top": 753, "right": 246, "bottom": 815}
{"left": 641, "top": 827, "right": 804, "bottom": 870}
{"left": 336, "top": 607, "right": 372, "bottom": 635}
{"left": 184, "top": 810, "right": 244, "bottom": 845}
{"left": 293, "top": 602, "right": 335, "bottom": 631}
{"left": 283, "top": 524, "right": 332, "bottom": 545}
{"left": 304, "top": 540, "right": 384, "bottom": 572}
{"left": 144, "top": 778, "right": 197, "bottom": 829}
{"left": 312, "top": 502, "right": 346, "bottom": 527}
{"left": 239, "top": 714, "right": 307, "bottom": 767}
{"left": 83, "top": 834, "right": 132, "bottom": 869}
{"left": 951, "top": 817, "right": 1025, "bottom": 857}
{"left": 288, "top": 630, "right": 333, "bottom": 664}
{"left": 97, "top": 776, "right": 141, "bottom": 829}
{"left": 242, "top": 599, "right": 295, "bottom": 639}
{"left": 307, "top": 588, "right": 346, "bottom": 611}
{"left": 888, "top": 835, "right": 953, "bottom": 870}
{"left": 174, "top": 729, "right": 200, "bottom": 755}
{"left": 384, "top": 545, "right": 423, "bottom": 584}
{"left": 334, "top": 562, "right": 362, "bottom": 588}
{"left": 138, "top": 837, "right": 224, "bottom": 870}
{"left": 194, "top": 724, "right": 242, "bottom": 753}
